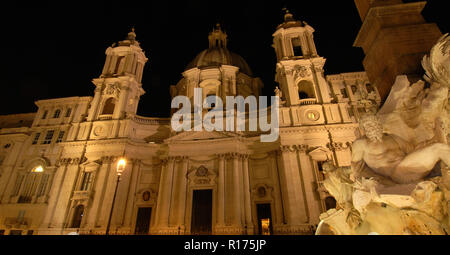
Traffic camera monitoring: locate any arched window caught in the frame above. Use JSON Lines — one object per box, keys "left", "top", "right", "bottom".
{"left": 291, "top": 37, "right": 302, "bottom": 57}
{"left": 297, "top": 80, "right": 315, "bottom": 99}
{"left": 71, "top": 205, "right": 84, "bottom": 228}
{"left": 325, "top": 196, "right": 337, "bottom": 210}
{"left": 102, "top": 98, "right": 116, "bottom": 115}
{"left": 53, "top": 109, "right": 61, "bottom": 118}
{"left": 17, "top": 165, "right": 49, "bottom": 204}
{"left": 366, "top": 83, "right": 375, "bottom": 93}
{"left": 298, "top": 91, "right": 309, "bottom": 99}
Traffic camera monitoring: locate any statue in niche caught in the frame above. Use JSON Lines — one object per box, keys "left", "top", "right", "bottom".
{"left": 274, "top": 86, "right": 282, "bottom": 98}
{"left": 142, "top": 191, "right": 151, "bottom": 201}
{"left": 274, "top": 86, "right": 286, "bottom": 106}
{"left": 317, "top": 34, "right": 450, "bottom": 235}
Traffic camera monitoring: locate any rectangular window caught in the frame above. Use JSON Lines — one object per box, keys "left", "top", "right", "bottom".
{"left": 341, "top": 88, "right": 348, "bottom": 98}
{"left": 291, "top": 37, "right": 302, "bottom": 57}
{"left": 37, "top": 174, "right": 49, "bottom": 197}
{"left": 56, "top": 131, "right": 65, "bottom": 143}
{"left": 42, "top": 130, "right": 54, "bottom": 144}
{"left": 80, "top": 172, "right": 93, "bottom": 191}
{"left": 32, "top": 133, "right": 40, "bottom": 145}
{"left": 9, "top": 230, "right": 22, "bottom": 235}
{"left": 42, "top": 111, "right": 48, "bottom": 119}
{"left": 53, "top": 109, "right": 61, "bottom": 118}
{"left": 0, "top": 230, "right": 5, "bottom": 235}
{"left": 65, "top": 108, "right": 72, "bottom": 117}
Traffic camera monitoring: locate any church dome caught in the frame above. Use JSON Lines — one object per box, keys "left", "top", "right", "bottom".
{"left": 185, "top": 24, "right": 253, "bottom": 76}
{"left": 185, "top": 47, "right": 253, "bottom": 76}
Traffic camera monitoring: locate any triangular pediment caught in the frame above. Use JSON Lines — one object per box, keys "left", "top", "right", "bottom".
{"left": 308, "top": 147, "right": 332, "bottom": 161}
{"left": 165, "top": 130, "right": 242, "bottom": 143}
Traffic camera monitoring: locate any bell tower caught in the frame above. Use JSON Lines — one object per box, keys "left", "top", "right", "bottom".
{"left": 87, "top": 28, "right": 148, "bottom": 121}
{"left": 273, "top": 9, "right": 332, "bottom": 106}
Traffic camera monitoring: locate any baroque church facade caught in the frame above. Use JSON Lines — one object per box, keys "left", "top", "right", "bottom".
{"left": 0, "top": 12, "right": 380, "bottom": 235}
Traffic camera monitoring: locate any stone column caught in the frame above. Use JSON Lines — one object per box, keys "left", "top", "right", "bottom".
{"left": 85, "top": 157, "right": 111, "bottom": 228}
{"left": 113, "top": 86, "right": 130, "bottom": 119}
{"left": 284, "top": 68, "right": 299, "bottom": 106}
{"left": 98, "top": 157, "right": 121, "bottom": 229}
{"left": 87, "top": 87, "right": 102, "bottom": 121}
{"left": 272, "top": 151, "right": 285, "bottom": 226}
{"left": 113, "top": 158, "right": 134, "bottom": 230}
{"left": 307, "top": 33, "right": 317, "bottom": 56}
{"left": 232, "top": 153, "right": 242, "bottom": 227}
{"left": 216, "top": 154, "right": 225, "bottom": 227}
{"left": 231, "top": 77, "right": 237, "bottom": 96}
{"left": 242, "top": 155, "right": 254, "bottom": 234}
{"left": 0, "top": 137, "right": 27, "bottom": 203}
{"left": 50, "top": 158, "right": 82, "bottom": 230}
{"left": 123, "top": 159, "right": 140, "bottom": 229}
{"left": 40, "top": 161, "right": 69, "bottom": 229}
{"left": 176, "top": 157, "right": 188, "bottom": 230}
{"left": 125, "top": 54, "right": 135, "bottom": 74}
{"left": 154, "top": 157, "right": 175, "bottom": 231}
{"left": 153, "top": 160, "right": 166, "bottom": 230}
{"left": 278, "top": 146, "right": 308, "bottom": 227}
{"left": 109, "top": 55, "right": 118, "bottom": 74}
{"left": 298, "top": 148, "right": 321, "bottom": 225}
{"left": 101, "top": 55, "right": 111, "bottom": 75}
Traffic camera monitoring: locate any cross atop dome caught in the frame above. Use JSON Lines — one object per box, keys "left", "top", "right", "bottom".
{"left": 127, "top": 27, "right": 136, "bottom": 41}
{"left": 282, "top": 7, "right": 295, "bottom": 22}
{"left": 208, "top": 23, "right": 227, "bottom": 48}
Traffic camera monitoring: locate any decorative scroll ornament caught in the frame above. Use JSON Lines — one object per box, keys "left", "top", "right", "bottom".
{"left": 104, "top": 83, "right": 121, "bottom": 96}
{"left": 293, "top": 65, "right": 310, "bottom": 80}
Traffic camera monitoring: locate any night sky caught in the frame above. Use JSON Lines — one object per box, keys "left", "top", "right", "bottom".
{"left": 0, "top": 0, "right": 447, "bottom": 117}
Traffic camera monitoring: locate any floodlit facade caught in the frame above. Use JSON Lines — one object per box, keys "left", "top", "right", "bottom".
{"left": 0, "top": 13, "right": 380, "bottom": 235}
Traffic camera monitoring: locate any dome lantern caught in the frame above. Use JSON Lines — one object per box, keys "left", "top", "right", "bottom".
{"left": 208, "top": 23, "right": 228, "bottom": 48}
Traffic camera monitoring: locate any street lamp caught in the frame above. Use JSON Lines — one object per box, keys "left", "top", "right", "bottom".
{"left": 106, "top": 157, "right": 126, "bottom": 235}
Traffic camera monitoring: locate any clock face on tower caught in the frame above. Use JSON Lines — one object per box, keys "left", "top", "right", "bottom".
{"left": 306, "top": 110, "right": 320, "bottom": 121}
{"left": 94, "top": 126, "right": 104, "bottom": 136}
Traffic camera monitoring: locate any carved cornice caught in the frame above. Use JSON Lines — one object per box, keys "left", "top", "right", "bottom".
{"left": 100, "top": 156, "right": 118, "bottom": 164}
{"left": 327, "top": 141, "right": 352, "bottom": 151}
{"left": 279, "top": 144, "right": 309, "bottom": 153}
{"left": 223, "top": 152, "right": 249, "bottom": 160}
{"left": 274, "top": 224, "right": 315, "bottom": 235}
{"left": 57, "top": 157, "right": 86, "bottom": 166}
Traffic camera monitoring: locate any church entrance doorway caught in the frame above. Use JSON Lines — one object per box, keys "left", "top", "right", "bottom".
{"left": 190, "top": 189, "right": 212, "bottom": 235}
{"left": 256, "top": 203, "right": 273, "bottom": 235}
{"left": 135, "top": 207, "right": 152, "bottom": 235}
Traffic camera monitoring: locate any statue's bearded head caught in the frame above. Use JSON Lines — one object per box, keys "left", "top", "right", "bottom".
{"left": 360, "top": 113, "right": 383, "bottom": 142}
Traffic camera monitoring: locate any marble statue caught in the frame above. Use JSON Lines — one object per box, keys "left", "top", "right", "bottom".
{"left": 352, "top": 113, "right": 450, "bottom": 184}
{"left": 317, "top": 34, "right": 450, "bottom": 235}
